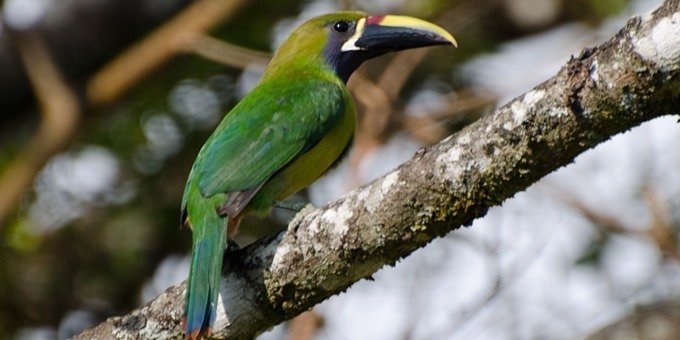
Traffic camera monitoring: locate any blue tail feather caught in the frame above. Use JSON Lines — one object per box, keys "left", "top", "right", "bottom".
{"left": 184, "top": 215, "right": 227, "bottom": 339}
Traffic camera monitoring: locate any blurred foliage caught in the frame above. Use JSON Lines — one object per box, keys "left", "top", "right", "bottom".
{"left": 0, "top": 1, "right": 308, "bottom": 335}
{"left": 6, "top": 0, "right": 676, "bottom": 339}
{"left": 576, "top": 0, "right": 629, "bottom": 21}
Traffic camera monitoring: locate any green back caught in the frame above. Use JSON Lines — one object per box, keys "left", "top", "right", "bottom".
{"left": 181, "top": 11, "right": 367, "bottom": 210}
{"left": 188, "top": 76, "right": 345, "bottom": 199}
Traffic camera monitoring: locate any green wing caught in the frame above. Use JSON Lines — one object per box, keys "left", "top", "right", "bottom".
{"left": 194, "top": 78, "right": 346, "bottom": 198}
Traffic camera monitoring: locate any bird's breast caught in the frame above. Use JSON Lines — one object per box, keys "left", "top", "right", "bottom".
{"left": 273, "top": 97, "right": 357, "bottom": 200}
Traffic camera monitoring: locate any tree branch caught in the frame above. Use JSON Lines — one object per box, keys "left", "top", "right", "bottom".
{"left": 0, "top": 35, "right": 80, "bottom": 228}
{"left": 77, "top": 1, "right": 680, "bottom": 338}
{"left": 177, "top": 33, "right": 271, "bottom": 70}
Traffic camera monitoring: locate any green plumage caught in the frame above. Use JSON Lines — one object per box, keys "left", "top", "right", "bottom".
{"left": 180, "top": 10, "right": 455, "bottom": 338}
{"left": 182, "top": 79, "right": 353, "bottom": 336}
{"left": 194, "top": 78, "right": 347, "bottom": 202}
{"left": 181, "top": 14, "right": 358, "bottom": 339}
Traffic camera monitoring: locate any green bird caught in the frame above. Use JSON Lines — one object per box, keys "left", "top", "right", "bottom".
{"left": 181, "top": 11, "right": 456, "bottom": 338}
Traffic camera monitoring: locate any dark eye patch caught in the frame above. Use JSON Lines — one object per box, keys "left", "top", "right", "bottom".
{"left": 332, "top": 20, "right": 350, "bottom": 33}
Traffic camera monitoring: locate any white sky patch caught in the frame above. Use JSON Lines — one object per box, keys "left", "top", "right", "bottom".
{"left": 461, "top": 23, "right": 595, "bottom": 103}
{"left": 309, "top": 134, "right": 421, "bottom": 206}
{"left": 405, "top": 85, "right": 451, "bottom": 118}
{"left": 28, "top": 146, "right": 130, "bottom": 234}
{"left": 602, "top": 234, "right": 661, "bottom": 291}
{"left": 236, "top": 64, "right": 265, "bottom": 98}
{"left": 140, "top": 255, "right": 189, "bottom": 304}
{"left": 357, "top": 134, "right": 421, "bottom": 183}
{"left": 143, "top": 114, "right": 183, "bottom": 159}
{"left": 3, "top": 0, "right": 53, "bottom": 30}
{"left": 169, "top": 79, "right": 224, "bottom": 129}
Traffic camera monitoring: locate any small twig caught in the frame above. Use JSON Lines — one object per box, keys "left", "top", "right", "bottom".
{"left": 349, "top": 73, "right": 392, "bottom": 118}
{"left": 564, "top": 187, "right": 680, "bottom": 262}
{"left": 643, "top": 188, "right": 679, "bottom": 261}
{"left": 346, "top": 71, "right": 393, "bottom": 186}
{"left": 354, "top": 49, "right": 429, "bottom": 152}
{"left": 402, "top": 89, "right": 497, "bottom": 144}
{"left": 564, "top": 197, "right": 630, "bottom": 233}
{"left": 348, "top": 71, "right": 393, "bottom": 139}
{"left": 0, "top": 35, "right": 80, "bottom": 228}
{"left": 378, "top": 49, "right": 430, "bottom": 102}
{"left": 178, "top": 33, "right": 271, "bottom": 69}
{"left": 404, "top": 89, "right": 496, "bottom": 122}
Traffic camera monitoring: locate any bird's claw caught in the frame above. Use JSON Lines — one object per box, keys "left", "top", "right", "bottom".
{"left": 226, "top": 239, "right": 241, "bottom": 253}
{"left": 288, "top": 203, "right": 316, "bottom": 231}
{"left": 276, "top": 200, "right": 311, "bottom": 212}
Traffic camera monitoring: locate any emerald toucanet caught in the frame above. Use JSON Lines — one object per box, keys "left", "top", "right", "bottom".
{"left": 181, "top": 11, "right": 456, "bottom": 338}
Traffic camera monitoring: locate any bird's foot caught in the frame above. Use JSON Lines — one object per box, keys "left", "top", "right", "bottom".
{"left": 222, "top": 239, "right": 241, "bottom": 271}
{"left": 287, "top": 203, "right": 317, "bottom": 232}
{"left": 275, "top": 200, "right": 311, "bottom": 212}
{"left": 226, "top": 239, "right": 241, "bottom": 253}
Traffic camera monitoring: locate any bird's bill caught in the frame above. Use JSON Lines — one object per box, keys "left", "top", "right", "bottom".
{"left": 341, "top": 15, "right": 457, "bottom": 52}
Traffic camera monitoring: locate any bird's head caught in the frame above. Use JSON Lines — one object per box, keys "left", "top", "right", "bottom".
{"left": 266, "top": 11, "right": 457, "bottom": 82}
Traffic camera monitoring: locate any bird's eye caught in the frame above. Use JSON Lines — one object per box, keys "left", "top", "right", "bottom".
{"left": 332, "top": 20, "right": 350, "bottom": 33}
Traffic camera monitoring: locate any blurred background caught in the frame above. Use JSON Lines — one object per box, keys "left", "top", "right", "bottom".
{"left": 0, "top": 0, "right": 679, "bottom": 339}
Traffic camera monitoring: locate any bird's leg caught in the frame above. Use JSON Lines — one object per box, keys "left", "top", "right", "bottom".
{"left": 287, "top": 203, "right": 317, "bottom": 232}
{"left": 226, "top": 239, "right": 241, "bottom": 253}
{"left": 227, "top": 215, "right": 243, "bottom": 238}
{"left": 223, "top": 217, "right": 242, "bottom": 270}
{"left": 222, "top": 239, "right": 241, "bottom": 272}
{"left": 275, "top": 200, "right": 312, "bottom": 212}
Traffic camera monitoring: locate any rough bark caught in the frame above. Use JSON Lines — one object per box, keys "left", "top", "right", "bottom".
{"left": 77, "top": 1, "right": 680, "bottom": 339}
